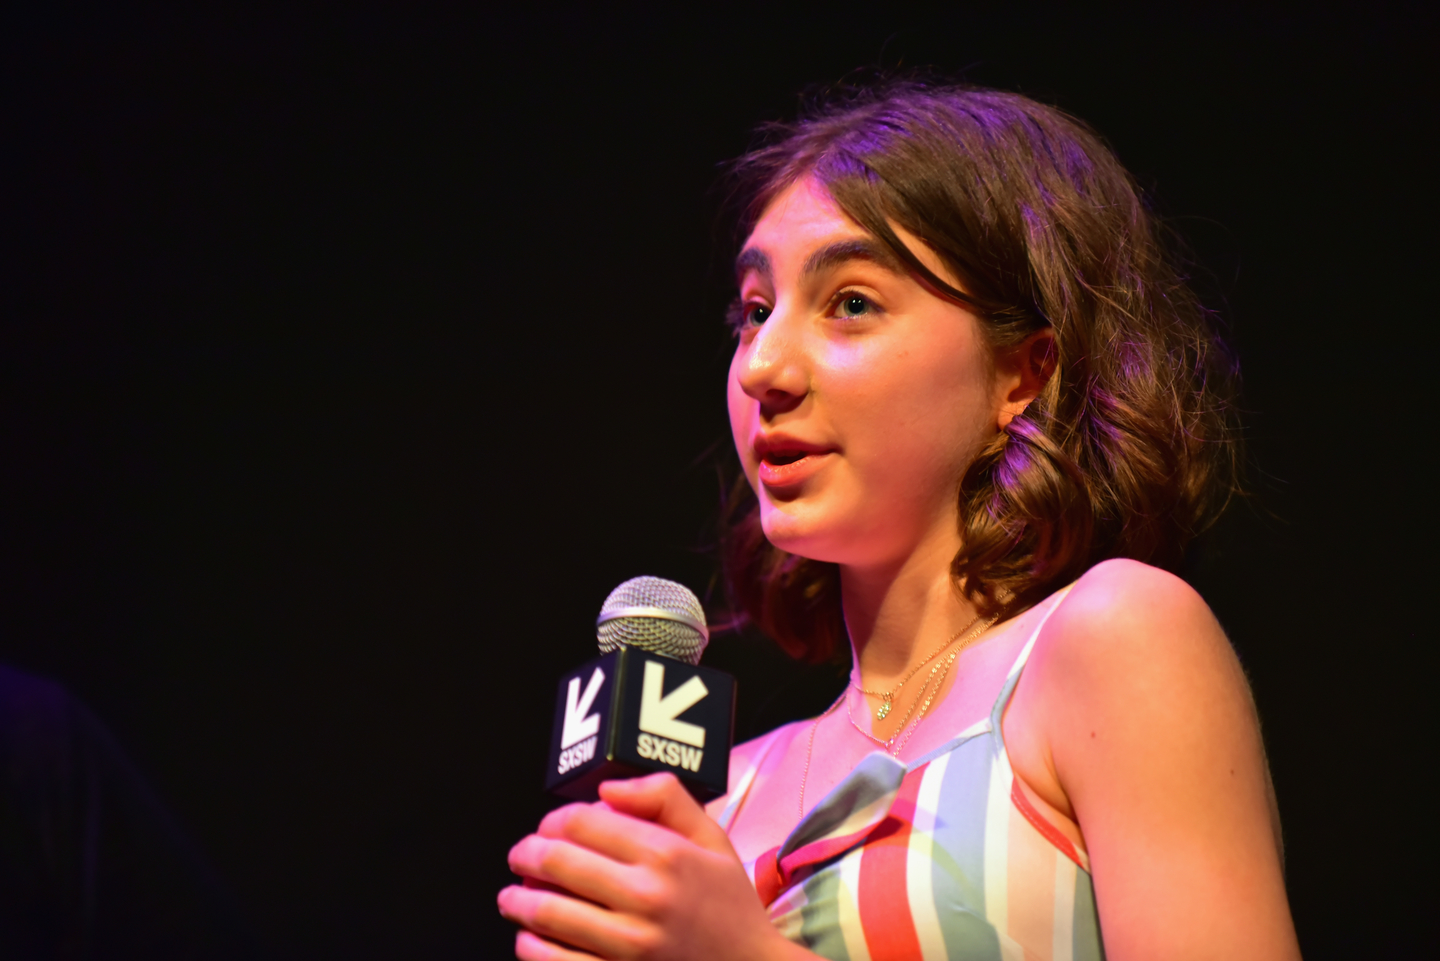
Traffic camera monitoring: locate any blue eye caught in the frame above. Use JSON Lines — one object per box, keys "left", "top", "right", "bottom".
{"left": 837, "top": 295, "right": 872, "bottom": 318}
{"left": 728, "top": 300, "right": 771, "bottom": 333}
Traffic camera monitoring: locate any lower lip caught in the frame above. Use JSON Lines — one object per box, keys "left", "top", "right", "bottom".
{"left": 757, "top": 452, "right": 833, "bottom": 488}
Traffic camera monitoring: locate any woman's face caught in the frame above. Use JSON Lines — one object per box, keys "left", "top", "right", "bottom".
{"left": 727, "top": 176, "right": 1024, "bottom": 571}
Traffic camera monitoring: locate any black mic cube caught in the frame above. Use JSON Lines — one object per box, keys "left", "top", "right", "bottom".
{"left": 545, "top": 646, "right": 735, "bottom": 802}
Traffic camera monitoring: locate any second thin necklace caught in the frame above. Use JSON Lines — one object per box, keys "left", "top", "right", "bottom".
{"left": 850, "top": 612, "right": 982, "bottom": 721}
{"left": 847, "top": 612, "right": 998, "bottom": 756}
{"left": 800, "top": 610, "right": 999, "bottom": 815}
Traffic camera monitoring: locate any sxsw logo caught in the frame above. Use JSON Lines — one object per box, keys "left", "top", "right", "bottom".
{"left": 557, "top": 667, "right": 606, "bottom": 775}
{"left": 546, "top": 646, "right": 732, "bottom": 801}
{"left": 634, "top": 661, "right": 706, "bottom": 772}
{"left": 557, "top": 660, "right": 708, "bottom": 775}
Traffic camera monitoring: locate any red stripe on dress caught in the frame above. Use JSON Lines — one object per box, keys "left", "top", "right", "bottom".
{"left": 753, "top": 848, "right": 784, "bottom": 907}
{"left": 1010, "top": 776, "right": 1084, "bottom": 868}
{"left": 759, "top": 783, "right": 907, "bottom": 907}
{"left": 855, "top": 768, "right": 925, "bottom": 961}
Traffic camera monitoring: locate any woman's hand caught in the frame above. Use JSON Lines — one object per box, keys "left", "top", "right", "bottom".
{"left": 499, "top": 773, "right": 809, "bottom": 961}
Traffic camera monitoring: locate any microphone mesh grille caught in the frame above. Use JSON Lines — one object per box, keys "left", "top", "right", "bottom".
{"left": 596, "top": 576, "right": 709, "bottom": 665}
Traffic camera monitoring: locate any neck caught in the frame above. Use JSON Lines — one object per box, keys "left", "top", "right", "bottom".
{"left": 840, "top": 527, "right": 977, "bottom": 688}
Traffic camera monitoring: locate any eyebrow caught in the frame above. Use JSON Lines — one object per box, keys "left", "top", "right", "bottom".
{"left": 801, "top": 238, "right": 906, "bottom": 278}
{"left": 733, "top": 247, "right": 772, "bottom": 284}
{"left": 734, "top": 238, "right": 907, "bottom": 285}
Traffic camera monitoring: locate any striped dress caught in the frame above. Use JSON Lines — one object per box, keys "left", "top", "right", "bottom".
{"left": 717, "top": 593, "right": 1105, "bottom": 961}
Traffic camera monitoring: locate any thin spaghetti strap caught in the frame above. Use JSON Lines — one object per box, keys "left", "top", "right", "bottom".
{"left": 715, "top": 724, "right": 789, "bottom": 833}
{"left": 987, "top": 584, "right": 1077, "bottom": 748}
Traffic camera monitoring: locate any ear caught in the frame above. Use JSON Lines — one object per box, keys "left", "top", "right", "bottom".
{"left": 995, "top": 328, "right": 1056, "bottom": 430}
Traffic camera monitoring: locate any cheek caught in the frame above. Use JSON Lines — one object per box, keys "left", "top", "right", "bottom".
{"left": 830, "top": 345, "right": 995, "bottom": 478}
{"left": 726, "top": 363, "right": 756, "bottom": 471}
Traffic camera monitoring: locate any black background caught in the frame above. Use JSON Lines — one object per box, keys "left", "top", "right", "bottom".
{"left": 1, "top": 2, "right": 1432, "bottom": 958}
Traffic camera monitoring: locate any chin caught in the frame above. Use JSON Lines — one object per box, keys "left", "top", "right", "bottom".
{"left": 758, "top": 501, "right": 851, "bottom": 564}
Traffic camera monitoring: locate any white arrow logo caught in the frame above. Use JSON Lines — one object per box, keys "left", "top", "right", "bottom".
{"left": 561, "top": 667, "right": 606, "bottom": 749}
{"left": 638, "top": 661, "right": 708, "bottom": 748}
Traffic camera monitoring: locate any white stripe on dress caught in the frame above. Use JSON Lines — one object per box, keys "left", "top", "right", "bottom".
{"left": 1053, "top": 849, "right": 1077, "bottom": 961}
{"left": 835, "top": 844, "right": 874, "bottom": 961}
{"left": 908, "top": 751, "right": 951, "bottom": 961}
{"left": 982, "top": 749, "right": 1012, "bottom": 936}
{"left": 769, "top": 882, "right": 810, "bottom": 943}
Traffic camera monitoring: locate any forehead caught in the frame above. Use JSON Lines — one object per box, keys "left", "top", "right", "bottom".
{"left": 737, "top": 176, "right": 884, "bottom": 283}
{"left": 745, "top": 177, "right": 860, "bottom": 252}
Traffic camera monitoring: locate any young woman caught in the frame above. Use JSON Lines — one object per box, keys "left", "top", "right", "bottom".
{"left": 498, "top": 82, "right": 1300, "bottom": 961}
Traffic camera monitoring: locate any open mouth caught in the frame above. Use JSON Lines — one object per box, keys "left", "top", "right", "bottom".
{"left": 753, "top": 440, "right": 833, "bottom": 488}
{"left": 752, "top": 434, "right": 833, "bottom": 487}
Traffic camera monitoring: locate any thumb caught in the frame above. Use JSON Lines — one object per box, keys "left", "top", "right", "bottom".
{"left": 599, "top": 773, "right": 737, "bottom": 858}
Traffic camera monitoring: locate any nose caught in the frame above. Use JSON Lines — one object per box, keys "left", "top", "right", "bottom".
{"left": 733, "top": 311, "right": 808, "bottom": 418}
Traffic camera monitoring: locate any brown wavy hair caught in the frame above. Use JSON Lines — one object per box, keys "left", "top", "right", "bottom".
{"left": 719, "top": 80, "right": 1242, "bottom": 663}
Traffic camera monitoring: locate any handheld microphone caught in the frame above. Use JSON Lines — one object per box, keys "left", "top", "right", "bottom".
{"left": 545, "top": 577, "right": 735, "bottom": 802}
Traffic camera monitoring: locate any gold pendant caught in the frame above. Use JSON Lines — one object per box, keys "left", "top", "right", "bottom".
{"left": 875, "top": 696, "right": 892, "bottom": 721}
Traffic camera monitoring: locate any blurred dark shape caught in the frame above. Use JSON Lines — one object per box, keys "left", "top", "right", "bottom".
{"left": 0, "top": 666, "right": 259, "bottom": 960}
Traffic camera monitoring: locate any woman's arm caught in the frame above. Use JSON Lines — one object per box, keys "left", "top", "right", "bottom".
{"left": 500, "top": 774, "right": 819, "bottom": 961}
{"left": 1016, "top": 559, "right": 1299, "bottom": 960}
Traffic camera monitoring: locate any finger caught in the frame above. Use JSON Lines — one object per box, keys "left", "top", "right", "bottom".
{"left": 497, "top": 884, "right": 653, "bottom": 960}
{"left": 513, "top": 930, "right": 601, "bottom": 961}
{"left": 599, "top": 772, "right": 738, "bottom": 857}
{"left": 508, "top": 834, "right": 651, "bottom": 913}
{"left": 537, "top": 800, "right": 679, "bottom": 865}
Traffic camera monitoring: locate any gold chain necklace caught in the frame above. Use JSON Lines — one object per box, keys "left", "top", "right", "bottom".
{"left": 848, "top": 652, "right": 947, "bottom": 750}
{"left": 800, "top": 613, "right": 1000, "bottom": 816}
{"left": 850, "top": 613, "right": 982, "bottom": 720}
{"left": 799, "top": 691, "right": 847, "bottom": 819}
{"left": 845, "top": 613, "right": 997, "bottom": 756}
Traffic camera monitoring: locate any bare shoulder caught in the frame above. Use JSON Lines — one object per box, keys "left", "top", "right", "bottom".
{"left": 1021, "top": 558, "right": 1260, "bottom": 784}
{"left": 1015, "top": 569, "right": 1297, "bottom": 956}
{"left": 1009, "top": 559, "right": 1251, "bottom": 804}
{"left": 1034, "top": 557, "right": 1241, "bottom": 694}
{"left": 1052, "top": 557, "right": 1221, "bottom": 643}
